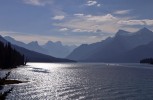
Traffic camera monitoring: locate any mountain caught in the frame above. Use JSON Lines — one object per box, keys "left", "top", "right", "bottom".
{"left": 4, "top": 36, "right": 49, "bottom": 55}
{"left": 121, "top": 40, "right": 153, "bottom": 62}
{"left": 4, "top": 36, "right": 27, "bottom": 46}
{"left": 115, "top": 29, "right": 130, "bottom": 37}
{"left": 42, "top": 41, "right": 76, "bottom": 58}
{"left": 27, "top": 41, "right": 49, "bottom": 54}
{"left": 120, "top": 27, "right": 153, "bottom": 49}
{"left": 4, "top": 36, "right": 77, "bottom": 58}
{"left": 67, "top": 37, "right": 113, "bottom": 61}
{"left": 0, "top": 35, "right": 74, "bottom": 62}
{"left": 67, "top": 28, "right": 153, "bottom": 62}
{"left": 0, "top": 35, "right": 8, "bottom": 44}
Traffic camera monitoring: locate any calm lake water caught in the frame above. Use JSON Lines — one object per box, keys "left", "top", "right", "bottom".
{"left": 1, "top": 63, "right": 153, "bottom": 100}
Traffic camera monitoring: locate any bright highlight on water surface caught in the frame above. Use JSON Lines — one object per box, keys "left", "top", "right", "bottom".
{"left": 1, "top": 63, "right": 153, "bottom": 100}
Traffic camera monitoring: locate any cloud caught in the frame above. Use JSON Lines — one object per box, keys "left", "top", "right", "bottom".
{"left": 86, "top": 0, "right": 97, "bottom": 6}
{"left": 97, "top": 4, "right": 101, "bottom": 7}
{"left": 118, "top": 19, "right": 153, "bottom": 26}
{"left": 72, "top": 29, "right": 93, "bottom": 33}
{"left": 74, "top": 13, "right": 84, "bottom": 17}
{"left": 74, "top": 14, "right": 117, "bottom": 22}
{"left": 59, "top": 28, "right": 69, "bottom": 31}
{"left": 87, "top": 14, "right": 117, "bottom": 22}
{"left": 86, "top": 0, "right": 101, "bottom": 7}
{"left": 54, "top": 14, "right": 122, "bottom": 33}
{"left": 114, "top": 10, "right": 131, "bottom": 15}
{"left": 52, "top": 15, "right": 65, "bottom": 20}
{"left": 23, "top": 0, "right": 52, "bottom": 6}
{"left": 53, "top": 13, "right": 153, "bottom": 33}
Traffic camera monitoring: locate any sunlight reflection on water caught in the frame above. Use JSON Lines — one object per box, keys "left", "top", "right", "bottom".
{"left": 2, "top": 63, "right": 153, "bottom": 100}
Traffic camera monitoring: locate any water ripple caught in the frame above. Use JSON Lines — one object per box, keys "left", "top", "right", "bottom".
{"left": 2, "top": 63, "right": 153, "bottom": 100}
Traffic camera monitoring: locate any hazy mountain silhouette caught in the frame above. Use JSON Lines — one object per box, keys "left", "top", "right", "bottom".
{"left": 4, "top": 36, "right": 77, "bottom": 58}
{"left": 42, "top": 41, "right": 76, "bottom": 58}
{"left": 0, "top": 35, "right": 74, "bottom": 62}
{"left": 0, "top": 35, "right": 8, "bottom": 44}
{"left": 67, "top": 28, "right": 153, "bottom": 62}
{"left": 27, "top": 41, "right": 49, "bottom": 54}
{"left": 121, "top": 40, "right": 153, "bottom": 62}
{"left": 67, "top": 37, "right": 113, "bottom": 61}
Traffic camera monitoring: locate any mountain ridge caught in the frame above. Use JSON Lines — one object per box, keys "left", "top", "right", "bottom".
{"left": 0, "top": 35, "right": 74, "bottom": 62}
{"left": 67, "top": 27, "right": 153, "bottom": 62}
{"left": 4, "top": 36, "right": 77, "bottom": 58}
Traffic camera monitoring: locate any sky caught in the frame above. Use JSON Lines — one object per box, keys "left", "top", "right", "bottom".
{"left": 0, "top": 0, "right": 153, "bottom": 45}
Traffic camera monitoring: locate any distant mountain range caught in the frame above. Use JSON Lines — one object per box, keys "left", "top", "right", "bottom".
{"left": 0, "top": 35, "right": 74, "bottom": 62}
{"left": 67, "top": 28, "right": 153, "bottom": 63}
{"left": 4, "top": 36, "right": 77, "bottom": 58}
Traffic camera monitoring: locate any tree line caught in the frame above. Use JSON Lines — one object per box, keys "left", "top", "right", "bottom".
{"left": 140, "top": 58, "right": 153, "bottom": 65}
{"left": 0, "top": 41, "right": 27, "bottom": 69}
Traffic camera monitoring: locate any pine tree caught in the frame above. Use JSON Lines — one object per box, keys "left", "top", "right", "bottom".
{"left": 0, "top": 41, "right": 26, "bottom": 69}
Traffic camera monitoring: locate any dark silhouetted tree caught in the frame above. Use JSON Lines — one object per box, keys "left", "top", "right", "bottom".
{"left": 140, "top": 58, "right": 153, "bottom": 65}
{"left": 0, "top": 41, "right": 26, "bottom": 69}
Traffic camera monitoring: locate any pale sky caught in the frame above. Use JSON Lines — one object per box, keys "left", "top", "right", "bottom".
{"left": 0, "top": 0, "right": 153, "bottom": 45}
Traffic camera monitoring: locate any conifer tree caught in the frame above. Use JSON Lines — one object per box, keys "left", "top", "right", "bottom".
{"left": 0, "top": 41, "right": 26, "bottom": 69}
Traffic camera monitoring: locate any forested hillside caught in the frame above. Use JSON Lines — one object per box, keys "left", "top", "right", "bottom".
{"left": 0, "top": 41, "right": 26, "bottom": 69}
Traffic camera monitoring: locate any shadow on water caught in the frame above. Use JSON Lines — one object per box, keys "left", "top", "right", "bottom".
{"left": 30, "top": 68, "right": 50, "bottom": 73}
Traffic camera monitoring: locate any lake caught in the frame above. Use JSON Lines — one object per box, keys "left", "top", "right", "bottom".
{"left": 1, "top": 63, "right": 153, "bottom": 100}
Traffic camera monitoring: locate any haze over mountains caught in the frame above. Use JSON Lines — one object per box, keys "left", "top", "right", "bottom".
{"left": 1, "top": 27, "right": 153, "bottom": 63}
{"left": 67, "top": 28, "right": 153, "bottom": 63}
{"left": 4, "top": 36, "right": 77, "bottom": 58}
{"left": 0, "top": 35, "right": 74, "bottom": 62}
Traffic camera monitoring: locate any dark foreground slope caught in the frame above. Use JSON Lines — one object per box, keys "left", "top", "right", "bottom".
{"left": 13, "top": 44, "right": 74, "bottom": 62}
{"left": 0, "top": 41, "right": 25, "bottom": 69}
